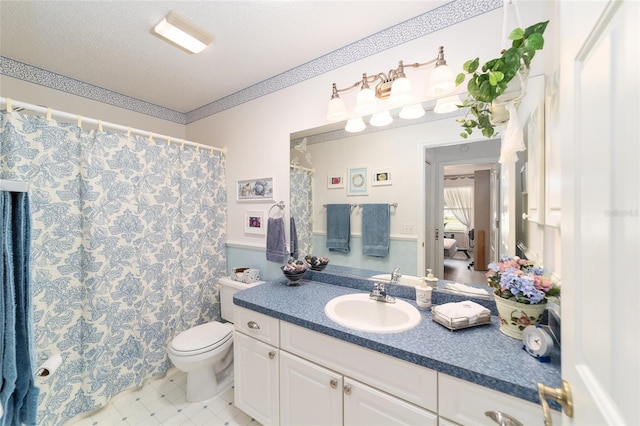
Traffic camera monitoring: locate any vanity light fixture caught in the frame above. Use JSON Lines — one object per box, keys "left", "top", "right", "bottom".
{"left": 325, "top": 46, "right": 456, "bottom": 132}
{"left": 151, "top": 11, "right": 214, "bottom": 54}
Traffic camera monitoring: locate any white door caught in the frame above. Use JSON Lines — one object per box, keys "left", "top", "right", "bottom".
{"left": 423, "top": 151, "right": 436, "bottom": 276}
{"left": 489, "top": 163, "right": 500, "bottom": 262}
{"left": 559, "top": 1, "right": 639, "bottom": 424}
{"left": 279, "top": 351, "right": 343, "bottom": 426}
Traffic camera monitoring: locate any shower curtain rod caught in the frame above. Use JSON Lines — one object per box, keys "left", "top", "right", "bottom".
{"left": 0, "top": 97, "right": 226, "bottom": 154}
{"left": 0, "top": 179, "right": 29, "bottom": 193}
{"left": 290, "top": 164, "right": 314, "bottom": 173}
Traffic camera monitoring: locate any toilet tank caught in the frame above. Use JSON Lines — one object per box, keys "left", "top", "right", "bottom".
{"left": 219, "top": 277, "right": 264, "bottom": 323}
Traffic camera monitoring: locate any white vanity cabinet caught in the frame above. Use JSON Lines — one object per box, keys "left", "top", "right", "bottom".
{"left": 280, "top": 346, "right": 437, "bottom": 426}
{"left": 233, "top": 308, "right": 280, "bottom": 426}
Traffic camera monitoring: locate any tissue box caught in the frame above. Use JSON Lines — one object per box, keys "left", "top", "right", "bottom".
{"left": 233, "top": 267, "right": 261, "bottom": 284}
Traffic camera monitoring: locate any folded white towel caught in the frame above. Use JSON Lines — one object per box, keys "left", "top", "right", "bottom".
{"left": 433, "top": 301, "right": 490, "bottom": 325}
{"left": 445, "top": 282, "right": 490, "bottom": 296}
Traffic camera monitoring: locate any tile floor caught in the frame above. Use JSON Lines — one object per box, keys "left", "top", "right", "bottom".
{"left": 67, "top": 368, "right": 261, "bottom": 426}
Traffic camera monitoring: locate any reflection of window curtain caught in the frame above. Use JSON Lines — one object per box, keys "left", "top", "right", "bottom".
{"left": 444, "top": 186, "right": 472, "bottom": 228}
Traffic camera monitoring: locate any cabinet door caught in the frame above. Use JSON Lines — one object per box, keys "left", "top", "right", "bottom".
{"left": 233, "top": 331, "right": 279, "bottom": 426}
{"left": 343, "top": 378, "right": 438, "bottom": 426}
{"left": 280, "top": 351, "right": 343, "bottom": 426}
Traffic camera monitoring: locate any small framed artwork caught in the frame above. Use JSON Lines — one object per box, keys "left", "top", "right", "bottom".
{"left": 372, "top": 168, "right": 392, "bottom": 186}
{"left": 244, "top": 210, "right": 265, "bottom": 234}
{"left": 347, "top": 167, "right": 368, "bottom": 196}
{"left": 237, "top": 177, "right": 274, "bottom": 201}
{"left": 327, "top": 173, "right": 345, "bottom": 189}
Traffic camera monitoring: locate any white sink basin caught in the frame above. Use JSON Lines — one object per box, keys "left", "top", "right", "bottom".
{"left": 324, "top": 293, "right": 421, "bottom": 333}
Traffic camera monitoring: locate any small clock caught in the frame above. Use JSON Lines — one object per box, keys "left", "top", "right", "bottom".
{"left": 522, "top": 325, "right": 554, "bottom": 363}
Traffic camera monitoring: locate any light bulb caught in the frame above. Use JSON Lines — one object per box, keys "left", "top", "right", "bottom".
{"left": 434, "top": 94, "right": 462, "bottom": 114}
{"left": 354, "top": 87, "right": 378, "bottom": 116}
{"left": 399, "top": 104, "right": 425, "bottom": 119}
{"left": 326, "top": 97, "right": 348, "bottom": 122}
{"left": 370, "top": 110, "right": 393, "bottom": 127}
{"left": 426, "top": 64, "right": 455, "bottom": 98}
{"left": 345, "top": 117, "right": 366, "bottom": 133}
{"left": 389, "top": 77, "right": 413, "bottom": 106}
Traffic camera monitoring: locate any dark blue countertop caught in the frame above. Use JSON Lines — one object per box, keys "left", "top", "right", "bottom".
{"left": 233, "top": 273, "right": 562, "bottom": 407}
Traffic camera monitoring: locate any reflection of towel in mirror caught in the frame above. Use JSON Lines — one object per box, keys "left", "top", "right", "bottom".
{"left": 362, "top": 204, "right": 390, "bottom": 257}
{"left": 433, "top": 301, "right": 490, "bottom": 325}
{"left": 326, "top": 204, "right": 350, "bottom": 253}
{"left": 445, "top": 282, "right": 490, "bottom": 296}
{"left": 266, "top": 217, "right": 287, "bottom": 263}
{"left": 290, "top": 217, "right": 299, "bottom": 260}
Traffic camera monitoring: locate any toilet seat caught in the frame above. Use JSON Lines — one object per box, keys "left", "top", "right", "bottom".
{"left": 170, "top": 322, "right": 233, "bottom": 356}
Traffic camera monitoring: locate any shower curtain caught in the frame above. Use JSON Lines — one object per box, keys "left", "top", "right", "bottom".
{"left": 0, "top": 110, "right": 227, "bottom": 425}
{"left": 1, "top": 190, "right": 39, "bottom": 425}
{"left": 289, "top": 168, "right": 313, "bottom": 258}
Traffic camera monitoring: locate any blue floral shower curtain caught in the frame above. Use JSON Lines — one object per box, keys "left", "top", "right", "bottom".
{"left": 0, "top": 110, "right": 227, "bottom": 424}
{"left": 289, "top": 168, "right": 313, "bottom": 257}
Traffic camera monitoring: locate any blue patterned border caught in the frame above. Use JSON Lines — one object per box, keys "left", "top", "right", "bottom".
{"left": 0, "top": 0, "right": 501, "bottom": 125}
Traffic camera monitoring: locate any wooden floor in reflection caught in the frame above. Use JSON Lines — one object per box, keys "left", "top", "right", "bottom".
{"left": 443, "top": 252, "right": 488, "bottom": 286}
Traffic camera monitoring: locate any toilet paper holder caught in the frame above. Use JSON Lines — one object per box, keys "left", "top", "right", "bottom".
{"left": 36, "top": 354, "right": 62, "bottom": 378}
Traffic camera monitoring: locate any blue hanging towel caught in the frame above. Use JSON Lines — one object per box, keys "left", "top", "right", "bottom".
{"left": 362, "top": 203, "right": 390, "bottom": 257}
{"left": 1, "top": 191, "right": 39, "bottom": 426}
{"left": 290, "top": 217, "right": 299, "bottom": 260}
{"left": 266, "top": 217, "right": 287, "bottom": 263}
{"left": 326, "top": 204, "right": 350, "bottom": 253}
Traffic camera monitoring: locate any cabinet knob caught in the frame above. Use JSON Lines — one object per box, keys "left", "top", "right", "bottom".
{"left": 268, "top": 351, "right": 276, "bottom": 359}
{"left": 343, "top": 384, "right": 352, "bottom": 395}
{"left": 330, "top": 379, "right": 338, "bottom": 389}
{"left": 247, "top": 321, "right": 260, "bottom": 329}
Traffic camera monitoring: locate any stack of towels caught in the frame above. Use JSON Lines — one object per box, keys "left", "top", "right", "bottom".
{"left": 432, "top": 300, "right": 491, "bottom": 327}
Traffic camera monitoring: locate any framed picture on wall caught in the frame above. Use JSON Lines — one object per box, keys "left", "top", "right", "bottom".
{"left": 237, "top": 177, "right": 274, "bottom": 201}
{"left": 327, "top": 173, "right": 345, "bottom": 189}
{"left": 244, "top": 210, "right": 265, "bottom": 234}
{"left": 347, "top": 167, "right": 368, "bottom": 196}
{"left": 372, "top": 168, "right": 392, "bottom": 186}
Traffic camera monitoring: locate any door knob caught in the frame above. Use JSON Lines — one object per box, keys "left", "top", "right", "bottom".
{"left": 537, "top": 380, "right": 573, "bottom": 426}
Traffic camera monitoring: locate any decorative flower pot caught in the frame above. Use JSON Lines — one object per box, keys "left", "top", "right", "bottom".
{"left": 494, "top": 296, "right": 546, "bottom": 339}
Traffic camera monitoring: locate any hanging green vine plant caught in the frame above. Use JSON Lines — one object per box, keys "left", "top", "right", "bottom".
{"left": 455, "top": 20, "right": 549, "bottom": 138}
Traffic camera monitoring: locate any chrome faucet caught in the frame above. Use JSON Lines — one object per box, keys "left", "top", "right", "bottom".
{"left": 390, "top": 267, "right": 402, "bottom": 284}
{"left": 370, "top": 281, "right": 396, "bottom": 303}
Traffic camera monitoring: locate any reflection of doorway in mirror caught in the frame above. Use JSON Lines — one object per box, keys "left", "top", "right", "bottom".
{"left": 424, "top": 139, "right": 501, "bottom": 287}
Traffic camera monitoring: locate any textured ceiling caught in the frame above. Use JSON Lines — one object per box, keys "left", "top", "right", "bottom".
{"left": 0, "top": 1, "right": 447, "bottom": 113}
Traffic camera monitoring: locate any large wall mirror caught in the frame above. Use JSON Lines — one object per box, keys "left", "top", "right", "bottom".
{"left": 290, "top": 75, "right": 546, "bottom": 290}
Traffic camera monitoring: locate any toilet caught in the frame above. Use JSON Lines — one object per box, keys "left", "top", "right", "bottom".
{"left": 168, "top": 277, "right": 263, "bottom": 402}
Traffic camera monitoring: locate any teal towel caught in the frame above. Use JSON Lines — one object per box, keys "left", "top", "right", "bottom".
{"left": 326, "top": 204, "right": 350, "bottom": 253}
{"left": 362, "top": 203, "right": 390, "bottom": 257}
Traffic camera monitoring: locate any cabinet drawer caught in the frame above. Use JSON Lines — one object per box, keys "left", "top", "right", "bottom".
{"left": 438, "top": 373, "right": 561, "bottom": 425}
{"left": 234, "top": 306, "right": 279, "bottom": 346}
{"left": 281, "top": 322, "right": 437, "bottom": 412}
